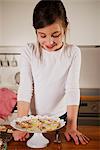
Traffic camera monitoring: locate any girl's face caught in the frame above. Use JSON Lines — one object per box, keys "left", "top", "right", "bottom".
{"left": 36, "top": 21, "right": 65, "bottom": 52}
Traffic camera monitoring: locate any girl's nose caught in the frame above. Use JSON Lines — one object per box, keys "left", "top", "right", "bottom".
{"left": 46, "top": 37, "right": 54, "bottom": 45}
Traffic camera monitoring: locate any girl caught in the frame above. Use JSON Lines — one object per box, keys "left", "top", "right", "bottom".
{"left": 13, "top": 0, "right": 89, "bottom": 145}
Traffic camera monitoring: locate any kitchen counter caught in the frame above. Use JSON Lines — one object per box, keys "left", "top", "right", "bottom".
{"left": 7, "top": 125, "right": 100, "bottom": 150}
{"left": 80, "top": 88, "right": 100, "bottom": 101}
{"left": 80, "top": 96, "right": 100, "bottom": 101}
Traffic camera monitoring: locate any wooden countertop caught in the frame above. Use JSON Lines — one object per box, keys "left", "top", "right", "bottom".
{"left": 7, "top": 125, "right": 100, "bottom": 150}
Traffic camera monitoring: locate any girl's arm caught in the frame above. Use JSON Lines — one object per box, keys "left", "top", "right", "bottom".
{"left": 13, "top": 45, "right": 33, "bottom": 141}
{"left": 67, "top": 105, "right": 78, "bottom": 129}
{"left": 17, "top": 101, "right": 30, "bottom": 117}
{"left": 13, "top": 101, "right": 30, "bottom": 141}
{"left": 65, "top": 105, "right": 90, "bottom": 145}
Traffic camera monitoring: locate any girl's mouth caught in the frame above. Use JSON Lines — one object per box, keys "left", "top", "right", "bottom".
{"left": 45, "top": 43, "right": 57, "bottom": 49}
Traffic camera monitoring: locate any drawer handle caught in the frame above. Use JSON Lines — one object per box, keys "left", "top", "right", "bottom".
{"left": 80, "top": 103, "right": 88, "bottom": 106}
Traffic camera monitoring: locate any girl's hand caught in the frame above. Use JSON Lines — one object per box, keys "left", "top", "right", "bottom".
{"left": 12, "top": 130, "right": 30, "bottom": 141}
{"left": 64, "top": 128, "right": 90, "bottom": 145}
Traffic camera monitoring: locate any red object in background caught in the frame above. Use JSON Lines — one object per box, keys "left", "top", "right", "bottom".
{"left": 0, "top": 88, "right": 17, "bottom": 119}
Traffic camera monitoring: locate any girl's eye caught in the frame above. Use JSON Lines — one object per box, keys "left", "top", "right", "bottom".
{"left": 52, "top": 33, "right": 61, "bottom": 38}
{"left": 40, "top": 35, "right": 46, "bottom": 38}
{"left": 39, "top": 33, "right": 61, "bottom": 38}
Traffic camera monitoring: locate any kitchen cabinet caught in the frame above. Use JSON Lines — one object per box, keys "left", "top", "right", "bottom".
{"left": 78, "top": 100, "right": 100, "bottom": 126}
{"left": 78, "top": 88, "right": 100, "bottom": 125}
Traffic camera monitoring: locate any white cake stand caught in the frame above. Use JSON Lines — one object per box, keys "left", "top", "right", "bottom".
{"left": 27, "top": 133, "right": 49, "bottom": 148}
{"left": 10, "top": 115, "right": 65, "bottom": 149}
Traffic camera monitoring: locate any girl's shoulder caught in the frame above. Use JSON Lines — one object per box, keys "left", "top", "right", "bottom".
{"left": 64, "top": 44, "right": 81, "bottom": 57}
{"left": 22, "top": 42, "right": 36, "bottom": 55}
{"left": 65, "top": 43, "right": 80, "bottom": 51}
{"left": 27, "top": 42, "right": 36, "bottom": 52}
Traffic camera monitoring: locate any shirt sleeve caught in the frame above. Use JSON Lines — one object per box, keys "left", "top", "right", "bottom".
{"left": 63, "top": 46, "right": 81, "bottom": 105}
{"left": 17, "top": 45, "right": 33, "bottom": 103}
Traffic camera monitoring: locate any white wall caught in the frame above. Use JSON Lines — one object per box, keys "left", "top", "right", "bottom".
{"left": 2, "top": 0, "right": 39, "bottom": 46}
{"left": 80, "top": 47, "right": 100, "bottom": 88}
{"left": 0, "top": 0, "right": 100, "bottom": 88}
{"left": 63, "top": 0, "right": 100, "bottom": 45}
{"left": 1, "top": 0, "right": 100, "bottom": 46}
{"left": 0, "top": 0, "right": 2, "bottom": 44}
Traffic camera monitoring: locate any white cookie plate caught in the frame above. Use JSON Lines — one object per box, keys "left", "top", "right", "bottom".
{"left": 10, "top": 115, "right": 66, "bottom": 133}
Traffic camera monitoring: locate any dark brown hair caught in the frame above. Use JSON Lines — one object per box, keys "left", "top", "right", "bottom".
{"left": 33, "top": 0, "right": 68, "bottom": 30}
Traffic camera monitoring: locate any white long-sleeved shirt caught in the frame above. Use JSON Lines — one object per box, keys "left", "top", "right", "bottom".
{"left": 17, "top": 43, "right": 81, "bottom": 117}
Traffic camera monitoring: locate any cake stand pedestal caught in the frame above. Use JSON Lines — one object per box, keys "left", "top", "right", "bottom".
{"left": 27, "top": 133, "right": 49, "bottom": 148}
